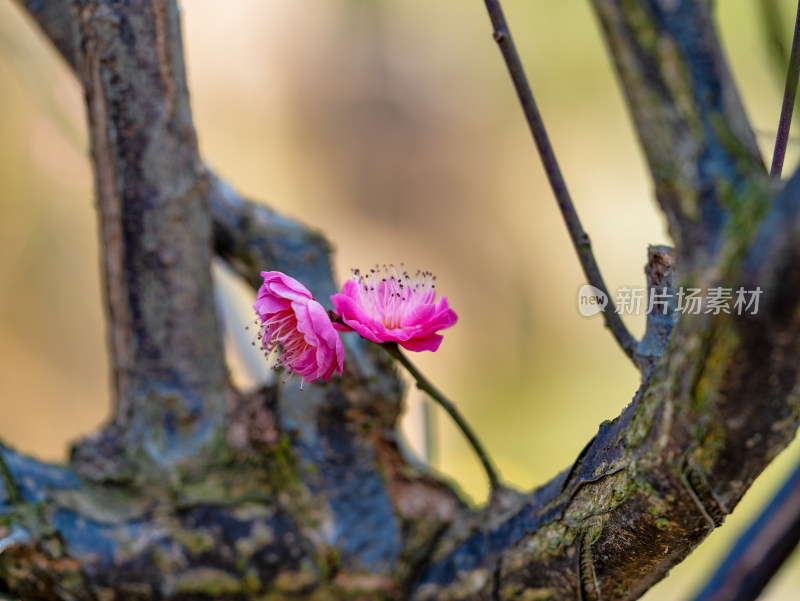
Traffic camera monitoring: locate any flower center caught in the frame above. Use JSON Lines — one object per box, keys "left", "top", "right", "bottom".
{"left": 352, "top": 265, "right": 437, "bottom": 329}
{"left": 258, "top": 308, "right": 308, "bottom": 368}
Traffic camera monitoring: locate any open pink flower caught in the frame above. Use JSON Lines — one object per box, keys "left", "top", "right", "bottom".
{"left": 330, "top": 266, "right": 458, "bottom": 352}
{"left": 254, "top": 271, "right": 344, "bottom": 385}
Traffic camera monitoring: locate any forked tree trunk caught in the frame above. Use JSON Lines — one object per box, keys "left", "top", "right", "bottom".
{"left": 1, "top": 1, "right": 799, "bottom": 600}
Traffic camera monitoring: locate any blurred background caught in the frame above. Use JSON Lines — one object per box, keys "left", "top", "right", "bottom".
{"left": 1, "top": 0, "right": 799, "bottom": 598}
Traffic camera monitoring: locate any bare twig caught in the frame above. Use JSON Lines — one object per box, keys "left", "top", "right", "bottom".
{"left": 481, "top": 0, "right": 637, "bottom": 362}
{"left": 689, "top": 459, "right": 800, "bottom": 601}
{"left": 770, "top": 1, "right": 800, "bottom": 178}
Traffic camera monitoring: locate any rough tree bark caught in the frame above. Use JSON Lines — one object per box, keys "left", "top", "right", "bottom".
{"left": 1, "top": 0, "right": 798, "bottom": 600}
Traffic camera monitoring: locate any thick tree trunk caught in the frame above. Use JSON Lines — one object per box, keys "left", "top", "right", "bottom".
{"left": 71, "top": 0, "right": 228, "bottom": 470}
{"left": 1, "top": 0, "right": 799, "bottom": 600}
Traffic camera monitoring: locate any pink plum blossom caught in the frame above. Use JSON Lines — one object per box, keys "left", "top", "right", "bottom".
{"left": 330, "top": 265, "right": 458, "bottom": 352}
{"left": 254, "top": 271, "right": 344, "bottom": 385}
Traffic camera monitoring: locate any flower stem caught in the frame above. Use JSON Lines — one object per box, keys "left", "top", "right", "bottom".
{"left": 382, "top": 342, "right": 501, "bottom": 492}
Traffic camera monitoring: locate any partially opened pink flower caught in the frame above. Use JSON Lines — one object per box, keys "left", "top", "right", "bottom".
{"left": 331, "top": 265, "right": 458, "bottom": 352}
{"left": 254, "top": 271, "right": 344, "bottom": 385}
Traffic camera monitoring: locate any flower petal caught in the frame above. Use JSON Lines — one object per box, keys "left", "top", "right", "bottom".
{"left": 400, "top": 334, "right": 443, "bottom": 352}
{"left": 254, "top": 271, "right": 344, "bottom": 385}
{"left": 331, "top": 267, "right": 458, "bottom": 352}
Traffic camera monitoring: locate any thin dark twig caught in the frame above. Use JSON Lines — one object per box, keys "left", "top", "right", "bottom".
{"left": 771, "top": 0, "right": 800, "bottom": 178}
{"left": 689, "top": 459, "right": 800, "bottom": 601}
{"left": 481, "top": 0, "right": 636, "bottom": 360}
{"left": 383, "top": 342, "right": 502, "bottom": 492}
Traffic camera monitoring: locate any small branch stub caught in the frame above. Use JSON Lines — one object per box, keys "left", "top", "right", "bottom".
{"left": 636, "top": 245, "right": 678, "bottom": 372}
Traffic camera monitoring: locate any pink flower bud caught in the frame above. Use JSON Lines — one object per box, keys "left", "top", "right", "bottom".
{"left": 331, "top": 265, "right": 458, "bottom": 352}
{"left": 254, "top": 271, "right": 344, "bottom": 385}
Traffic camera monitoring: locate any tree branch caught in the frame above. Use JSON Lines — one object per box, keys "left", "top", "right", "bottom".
{"left": 482, "top": 0, "right": 637, "bottom": 362}
{"left": 770, "top": 0, "right": 800, "bottom": 178}
{"left": 16, "top": 0, "right": 77, "bottom": 69}
{"left": 16, "top": 0, "right": 234, "bottom": 468}
{"left": 409, "top": 164, "right": 800, "bottom": 600}
{"left": 591, "top": 0, "right": 766, "bottom": 265}
{"left": 0, "top": 439, "right": 329, "bottom": 598}
{"left": 14, "top": 1, "right": 340, "bottom": 309}
{"left": 0, "top": 377, "right": 468, "bottom": 596}
{"left": 205, "top": 171, "right": 338, "bottom": 303}
{"left": 63, "top": 0, "right": 228, "bottom": 468}
{"left": 689, "top": 458, "right": 800, "bottom": 601}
